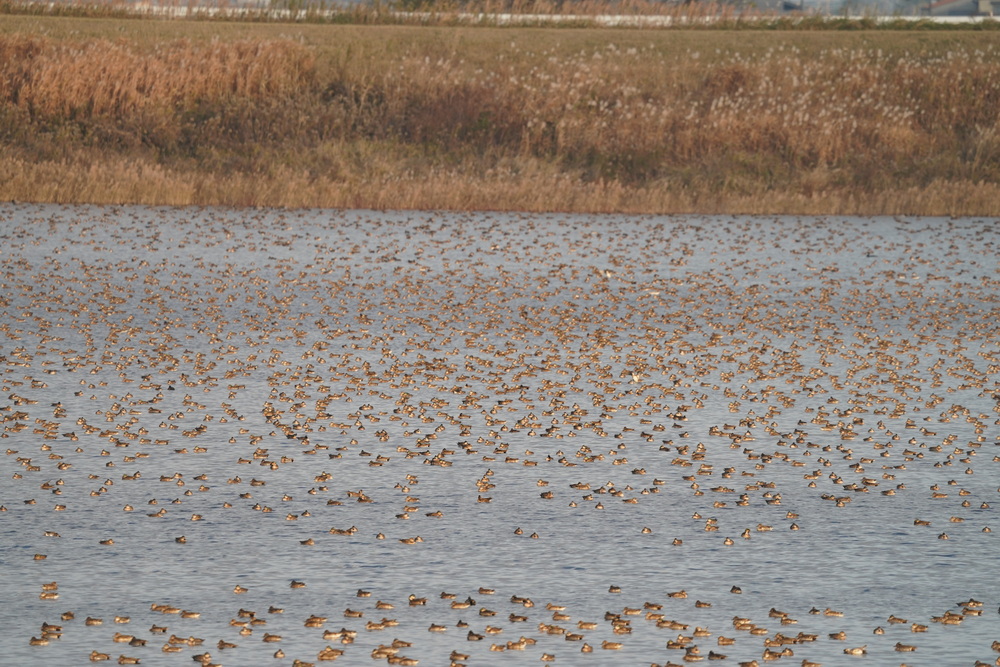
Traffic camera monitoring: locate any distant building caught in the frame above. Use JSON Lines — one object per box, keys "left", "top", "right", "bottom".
{"left": 927, "top": 0, "right": 996, "bottom": 14}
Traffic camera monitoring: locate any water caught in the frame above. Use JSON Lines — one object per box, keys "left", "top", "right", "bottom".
{"left": 1, "top": 204, "right": 998, "bottom": 666}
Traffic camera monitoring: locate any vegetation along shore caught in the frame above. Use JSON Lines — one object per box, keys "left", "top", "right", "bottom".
{"left": 1, "top": 8, "right": 1000, "bottom": 214}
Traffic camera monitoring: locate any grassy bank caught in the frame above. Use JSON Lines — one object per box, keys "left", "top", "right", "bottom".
{"left": 2, "top": 16, "right": 1000, "bottom": 214}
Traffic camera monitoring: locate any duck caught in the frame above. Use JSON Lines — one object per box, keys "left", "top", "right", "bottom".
{"left": 318, "top": 646, "right": 344, "bottom": 660}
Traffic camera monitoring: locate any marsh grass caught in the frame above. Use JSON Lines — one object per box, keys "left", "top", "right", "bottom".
{"left": 2, "top": 22, "right": 1000, "bottom": 214}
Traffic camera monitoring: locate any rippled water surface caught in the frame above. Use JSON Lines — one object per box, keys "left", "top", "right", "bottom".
{"left": 1, "top": 205, "right": 999, "bottom": 666}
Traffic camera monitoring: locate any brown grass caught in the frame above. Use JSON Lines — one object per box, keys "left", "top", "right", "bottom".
{"left": 1, "top": 21, "right": 1000, "bottom": 214}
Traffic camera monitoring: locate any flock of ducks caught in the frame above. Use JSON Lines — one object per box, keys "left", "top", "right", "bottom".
{"left": 2, "top": 205, "right": 1000, "bottom": 665}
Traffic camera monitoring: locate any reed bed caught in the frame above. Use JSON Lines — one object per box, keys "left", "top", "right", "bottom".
{"left": 2, "top": 26, "right": 1000, "bottom": 214}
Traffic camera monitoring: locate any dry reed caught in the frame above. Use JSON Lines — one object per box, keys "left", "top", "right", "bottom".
{"left": 2, "top": 27, "right": 1000, "bottom": 214}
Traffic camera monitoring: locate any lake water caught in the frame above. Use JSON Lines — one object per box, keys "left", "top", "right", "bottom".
{"left": 1, "top": 204, "right": 998, "bottom": 666}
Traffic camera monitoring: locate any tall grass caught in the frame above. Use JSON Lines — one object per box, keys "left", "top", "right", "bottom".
{"left": 2, "top": 27, "right": 1000, "bottom": 214}
{"left": 5, "top": 37, "right": 314, "bottom": 117}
